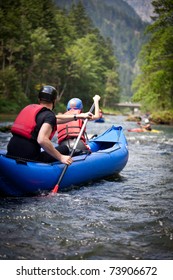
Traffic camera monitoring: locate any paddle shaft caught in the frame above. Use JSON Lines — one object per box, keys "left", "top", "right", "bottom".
{"left": 52, "top": 103, "right": 95, "bottom": 192}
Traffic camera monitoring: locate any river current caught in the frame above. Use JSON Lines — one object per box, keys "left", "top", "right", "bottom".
{"left": 0, "top": 115, "right": 173, "bottom": 260}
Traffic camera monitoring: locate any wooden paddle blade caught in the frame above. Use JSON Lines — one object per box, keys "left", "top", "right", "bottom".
{"left": 51, "top": 184, "right": 59, "bottom": 193}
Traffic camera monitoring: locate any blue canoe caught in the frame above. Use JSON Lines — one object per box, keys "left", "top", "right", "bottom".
{"left": 94, "top": 117, "right": 105, "bottom": 123}
{"left": 0, "top": 125, "right": 128, "bottom": 197}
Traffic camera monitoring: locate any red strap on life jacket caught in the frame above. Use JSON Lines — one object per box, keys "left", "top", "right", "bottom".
{"left": 57, "top": 109, "right": 86, "bottom": 144}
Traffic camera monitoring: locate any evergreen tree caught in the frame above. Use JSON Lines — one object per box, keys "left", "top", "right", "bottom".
{"left": 132, "top": 0, "right": 173, "bottom": 111}
{"left": 68, "top": 1, "right": 96, "bottom": 39}
{"left": 0, "top": 0, "right": 120, "bottom": 112}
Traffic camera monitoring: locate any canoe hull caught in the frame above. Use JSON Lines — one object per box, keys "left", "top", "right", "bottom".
{"left": 0, "top": 126, "right": 128, "bottom": 196}
{"left": 60, "top": 143, "right": 128, "bottom": 191}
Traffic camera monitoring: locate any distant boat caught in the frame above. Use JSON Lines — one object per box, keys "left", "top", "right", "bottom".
{"left": 128, "top": 128, "right": 161, "bottom": 133}
{"left": 94, "top": 117, "right": 105, "bottom": 123}
{"left": 94, "top": 109, "right": 105, "bottom": 123}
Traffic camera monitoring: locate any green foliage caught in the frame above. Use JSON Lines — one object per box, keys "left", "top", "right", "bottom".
{"left": 104, "top": 69, "right": 120, "bottom": 107}
{"left": 0, "top": 0, "right": 120, "bottom": 112}
{"left": 68, "top": 1, "right": 96, "bottom": 38}
{"left": 0, "top": 66, "right": 29, "bottom": 113}
{"left": 55, "top": 0, "right": 148, "bottom": 100}
{"left": 54, "top": 101, "right": 66, "bottom": 114}
{"left": 132, "top": 0, "right": 173, "bottom": 112}
{"left": 151, "top": 110, "right": 173, "bottom": 125}
{"left": 150, "top": 0, "right": 173, "bottom": 28}
{"left": 63, "top": 32, "right": 119, "bottom": 108}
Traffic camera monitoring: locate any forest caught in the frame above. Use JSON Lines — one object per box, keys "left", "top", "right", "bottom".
{"left": 0, "top": 0, "right": 173, "bottom": 123}
{"left": 55, "top": 0, "right": 148, "bottom": 101}
{"left": 132, "top": 0, "right": 173, "bottom": 123}
{"left": 0, "top": 0, "right": 119, "bottom": 114}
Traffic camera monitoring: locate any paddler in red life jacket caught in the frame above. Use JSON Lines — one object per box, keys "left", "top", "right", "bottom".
{"left": 57, "top": 95, "right": 101, "bottom": 155}
{"left": 7, "top": 86, "right": 92, "bottom": 163}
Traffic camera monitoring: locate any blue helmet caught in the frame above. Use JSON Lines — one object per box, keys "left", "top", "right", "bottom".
{"left": 67, "top": 98, "right": 83, "bottom": 110}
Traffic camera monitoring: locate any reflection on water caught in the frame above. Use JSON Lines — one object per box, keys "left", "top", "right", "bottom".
{"left": 0, "top": 116, "right": 173, "bottom": 259}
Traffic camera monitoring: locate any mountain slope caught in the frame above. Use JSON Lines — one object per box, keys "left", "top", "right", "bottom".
{"left": 123, "top": 0, "right": 154, "bottom": 22}
{"left": 55, "top": 0, "right": 148, "bottom": 99}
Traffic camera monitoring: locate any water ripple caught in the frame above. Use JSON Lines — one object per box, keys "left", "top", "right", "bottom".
{"left": 0, "top": 117, "right": 173, "bottom": 259}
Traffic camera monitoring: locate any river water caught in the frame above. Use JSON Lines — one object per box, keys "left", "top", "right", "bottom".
{"left": 0, "top": 115, "right": 173, "bottom": 260}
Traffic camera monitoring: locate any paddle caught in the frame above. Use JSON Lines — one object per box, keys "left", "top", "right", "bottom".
{"left": 52, "top": 102, "right": 95, "bottom": 193}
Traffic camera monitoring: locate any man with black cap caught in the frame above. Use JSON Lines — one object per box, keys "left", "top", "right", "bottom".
{"left": 7, "top": 85, "right": 91, "bottom": 164}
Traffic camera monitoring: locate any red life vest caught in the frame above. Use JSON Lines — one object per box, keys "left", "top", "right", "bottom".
{"left": 11, "top": 104, "right": 56, "bottom": 140}
{"left": 57, "top": 109, "right": 86, "bottom": 144}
